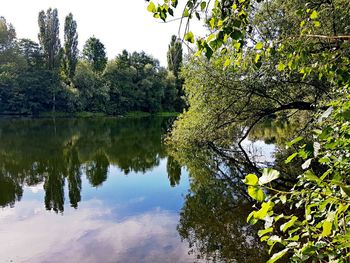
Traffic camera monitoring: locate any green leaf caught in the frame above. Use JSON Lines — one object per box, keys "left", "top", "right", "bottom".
{"left": 184, "top": 31, "right": 194, "bottom": 43}
{"left": 171, "top": 0, "right": 178, "bottom": 7}
{"left": 147, "top": 2, "right": 156, "bottom": 12}
{"left": 285, "top": 152, "right": 298, "bottom": 164}
{"left": 231, "top": 30, "right": 242, "bottom": 40}
{"left": 207, "top": 33, "right": 215, "bottom": 42}
{"left": 248, "top": 186, "right": 265, "bottom": 202}
{"left": 234, "top": 42, "right": 241, "bottom": 51}
{"left": 255, "top": 42, "right": 263, "bottom": 50}
{"left": 310, "top": 10, "right": 318, "bottom": 19}
{"left": 183, "top": 8, "right": 189, "bottom": 17}
{"left": 322, "top": 212, "right": 335, "bottom": 237}
{"left": 341, "top": 185, "right": 350, "bottom": 197}
{"left": 286, "top": 136, "right": 303, "bottom": 148}
{"left": 322, "top": 220, "right": 332, "bottom": 237}
{"left": 313, "top": 21, "right": 320, "bottom": 27}
{"left": 224, "top": 58, "right": 231, "bottom": 68}
{"left": 277, "top": 62, "right": 286, "bottom": 71}
{"left": 280, "top": 195, "right": 287, "bottom": 204}
{"left": 280, "top": 216, "right": 298, "bottom": 232}
{"left": 200, "top": 1, "right": 206, "bottom": 11}
{"left": 267, "top": 248, "right": 289, "bottom": 263}
{"left": 254, "top": 54, "right": 261, "bottom": 63}
{"left": 258, "top": 227, "right": 273, "bottom": 237}
{"left": 244, "top": 173, "right": 258, "bottom": 186}
{"left": 204, "top": 45, "right": 213, "bottom": 60}
{"left": 261, "top": 235, "right": 270, "bottom": 242}
{"left": 259, "top": 168, "right": 280, "bottom": 185}
{"left": 304, "top": 170, "right": 320, "bottom": 184}
{"left": 195, "top": 11, "right": 200, "bottom": 20}
{"left": 247, "top": 211, "right": 255, "bottom": 223}
{"left": 254, "top": 202, "right": 273, "bottom": 219}
{"left": 319, "top": 157, "right": 331, "bottom": 164}
{"left": 209, "top": 18, "right": 215, "bottom": 29}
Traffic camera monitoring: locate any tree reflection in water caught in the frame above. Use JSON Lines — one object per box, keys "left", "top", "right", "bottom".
{"left": 167, "top": 116, "right": 306, "bottom": 262}
{"left": 0, "top": 117, "right": 169, "bottom": 212}
{"left": 166, "top": 143, "right": 269, "bottom": 262}
{"left": 0, "top": 116, "right": 294, "bottom": 262}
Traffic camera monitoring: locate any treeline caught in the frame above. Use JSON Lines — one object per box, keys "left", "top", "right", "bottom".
{"left": 0, "top": 9, "right": 184, "bottom": 115}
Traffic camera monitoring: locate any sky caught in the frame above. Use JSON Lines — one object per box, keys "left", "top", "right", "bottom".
{"left": 1, "top": 0, "right": 205, "bottom": 66}
{"left": 0, "top": 162, "right": 194, "bottom": 262}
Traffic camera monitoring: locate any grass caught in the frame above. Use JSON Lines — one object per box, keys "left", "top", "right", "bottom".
{"left": 155, "top": 112, "right": 180, "bottom": 117}
{"left": 124, "top": 111, "right": 152, "bottom": 118}
{"left": 38, "top": 111, "right": 107, "bottom": 118}
{"left": 124, "top": 111, "right": 180, "bottom": 118}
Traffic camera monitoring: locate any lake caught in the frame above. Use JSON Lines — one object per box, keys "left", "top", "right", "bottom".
{"left": 0, "top": 117, "right": 269, "bottom": 263}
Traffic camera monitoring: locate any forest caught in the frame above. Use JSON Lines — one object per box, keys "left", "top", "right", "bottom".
{"left": 0, "top": 10, "right": 184, "bottom": 115}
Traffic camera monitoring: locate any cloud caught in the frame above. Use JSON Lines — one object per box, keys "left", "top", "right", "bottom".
{"left": 25, "top": 183, "right": 44, "bottom": 194}
{"left": 0, "top": 199, "right": 194, "bottom": 263}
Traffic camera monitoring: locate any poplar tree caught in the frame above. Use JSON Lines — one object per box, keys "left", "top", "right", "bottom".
{"left": 62, "top": 13, "right": 78, "bottom": 83}
{"left": 38, "top": 8, "right": 61, "bottom": 70}
{"left": 167, "top": 35, "right": 182, "bottom": 79}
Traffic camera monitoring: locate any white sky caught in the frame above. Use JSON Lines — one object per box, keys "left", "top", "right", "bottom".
{"left": 1, "top": 0, "right": 205, "bottom": 66}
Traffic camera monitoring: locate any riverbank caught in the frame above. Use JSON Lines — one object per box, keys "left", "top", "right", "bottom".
{"left": 0, "top": 111, "right": 180, "bottom": 118}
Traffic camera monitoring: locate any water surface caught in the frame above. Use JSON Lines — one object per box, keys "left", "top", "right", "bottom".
{"left": 0, "top": 117, "right": 269, "bottom": 263}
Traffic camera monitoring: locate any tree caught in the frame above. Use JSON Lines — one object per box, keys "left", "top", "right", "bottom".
{"left": 0, "top": 17, "right": 22, "bottom": 66}
{"left": 74, "top": 60, "right": 109, "bottom": 112}
{"left": 38, "top": 8, "right": 61, "bottom": 113}
{"left": 167, "top": 35, "right": 185, "bottom": 111}
{"left": 38, "top": 8, "right": 61, "bottom": 70}
{"left": 82, "top": 36, "right": 107, "bottom": 73}
{"left": 17, "top": 39, "right": 44, "bottom": 68}
{"left": 147, "top": 0, "right": 350, "bottom": 261}
{"left": 0, "top": 16, "right": 16, "bottom": 53}
{"left": 167, "top": 35, "right": 182, "bottom": 78}
{"left": 103, "top": 50, "right": 177, "bottom": 114}
{"left": 62, "top": 13, "right": 78, "bottom": 83}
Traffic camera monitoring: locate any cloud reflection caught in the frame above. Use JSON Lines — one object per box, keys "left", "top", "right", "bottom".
{"left": 0, "top": 200, "right": 195, "bottom": 263}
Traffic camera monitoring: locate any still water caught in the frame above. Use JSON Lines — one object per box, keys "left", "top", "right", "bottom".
{"left": 0, "top": 117, "right": 268, "bottom": 263}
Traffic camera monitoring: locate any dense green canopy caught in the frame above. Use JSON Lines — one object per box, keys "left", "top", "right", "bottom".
{"left": 0, "top": 10, "right": 184, "bottom": 116}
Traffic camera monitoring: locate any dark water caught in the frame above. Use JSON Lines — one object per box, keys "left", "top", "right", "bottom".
{"left": 0, "top": 117, "right": 270, "bottom": 263}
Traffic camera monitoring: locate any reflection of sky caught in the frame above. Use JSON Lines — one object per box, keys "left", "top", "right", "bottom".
{"left": 0, "top": 159, "right": 195, "bottom": 263}
{"left": 241, "top": 139, "right": 276, "bottom": 164}
{"left": 81, "top": 159, "right": 188, "bottom": 218}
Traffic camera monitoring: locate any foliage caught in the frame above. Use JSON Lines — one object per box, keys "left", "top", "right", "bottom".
{"left": 146, "top": 0, "right": 350, "bottom": 261}
{"left": 73, "top": 60, "right": 109, "bottom": 112}
{"left": 17, "top": 39, "right": 45, "bottom": 68}
{"left": 244, "top": 97, "right": 350, "bottom": 262}
{"left": 38, "top": 8, "right": 61, "bottom": 70}
{"left": 167, "top": 35, "right": 185, "bottom": 111}
{"left": 82, "top": 36, "right": 107, "bottom": 73}
{"left": 103, "top": 50, "right": 179, "bottom": 114}
{"left": 0, "top": 12, "right": 183, "bottom": 116}
{"left": 62, "top": 13, "right": 78, "bottom": 83}
{"left": 0, "top": 16, "right": 16, "bottom": 53}
{"left": 167, "top": 35, "right": 182, "bottom": 78}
